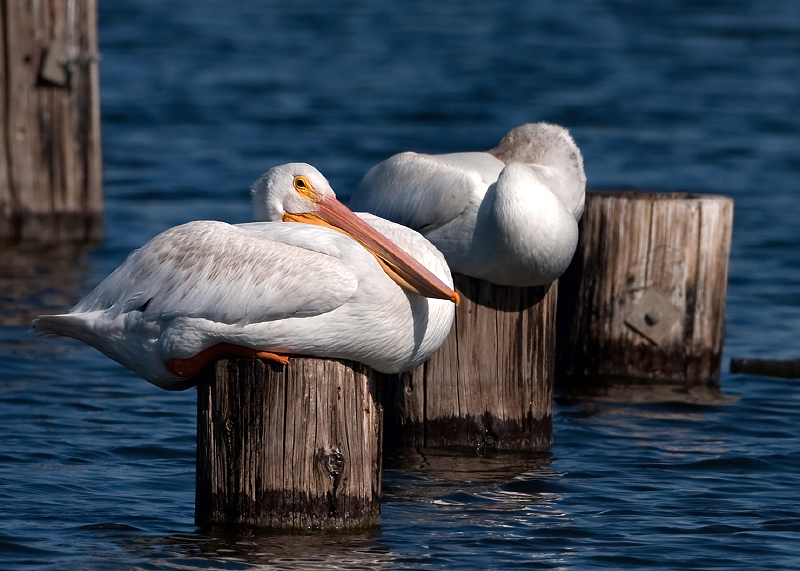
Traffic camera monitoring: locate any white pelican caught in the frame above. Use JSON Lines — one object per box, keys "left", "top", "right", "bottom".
{"left": 33, "top": 163, "right": 459, "bottom": 391}
{"left": 348, "top": 122, "right": 586, "bottom": 287}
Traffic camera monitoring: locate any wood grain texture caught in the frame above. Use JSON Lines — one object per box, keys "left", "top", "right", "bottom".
{"left": 1, "top": 0, "right": 103, "bottom": 242}
{"left": 557, "top": 191, "right": 734, "bottom": 384}
{"left": 196, "top": 357, "right": 383, "bottom": 530}
{"left": 384, "top": 274, "right": 556, "bottom": 451}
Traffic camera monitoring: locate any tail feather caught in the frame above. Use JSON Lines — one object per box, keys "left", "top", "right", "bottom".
{"left": 32, "top": 312, "right": 187, "bottom": 391}
{"left": 32, "top": 313, "right": 93, "bottom": 342}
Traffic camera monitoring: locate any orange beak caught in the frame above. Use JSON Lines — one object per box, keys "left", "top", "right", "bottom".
{"left": 284, "top": 196, "right": 460, "bottom": 305}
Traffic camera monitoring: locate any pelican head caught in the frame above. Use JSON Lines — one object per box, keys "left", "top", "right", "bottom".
{"left": 252, "top": 163, "right": 460, "bottom": 304}
{"left": 252, "top": 162, "right": 335, "bottom": 222}
{"left": 489, "top": 122, "right": 586, "bottom": 218}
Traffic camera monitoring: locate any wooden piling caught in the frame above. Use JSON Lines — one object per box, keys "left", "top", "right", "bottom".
{"left": 557, "top": 191, "right": 734, "bottom": 385}
{"left": 383, "top": 275, "right": 556, "bottom": 451}
{"left": 1, "top": 0, "right": 103, "bottom": 242}
{"left": 196, "top": 357, "right": 383, "bottom": 530}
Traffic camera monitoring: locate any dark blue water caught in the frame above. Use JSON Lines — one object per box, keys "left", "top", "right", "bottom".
{"left": 3, "top": 0, "right": 800, "bottom": 568}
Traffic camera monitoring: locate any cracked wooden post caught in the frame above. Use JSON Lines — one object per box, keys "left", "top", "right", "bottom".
{"left": 556, "top": 191, "right": 734, "bottom": 385}
{"left": 1, "top": 0, "right": 103, "bottom": 242}
{"left": 383, "top": 274, "right": 556, "bottom": 451}
{"left": 196, "top": 357, "right": 383, "bottom": 530}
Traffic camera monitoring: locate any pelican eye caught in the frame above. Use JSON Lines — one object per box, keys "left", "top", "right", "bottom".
{"left": 293, "top": 175, "right": 317, "bottom": 200}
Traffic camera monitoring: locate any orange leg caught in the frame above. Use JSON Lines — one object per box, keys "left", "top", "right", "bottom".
{"left": 252, "top": 351, "right": 290, "bottom": 365}
{"left": 165, "top": 342, "right": 291, "bottom": 378}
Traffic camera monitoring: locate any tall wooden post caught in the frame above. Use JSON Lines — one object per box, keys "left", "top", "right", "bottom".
{"left": 557, "top": 191, "right": 734, "bottom": 384}
{"left": 1, "top": 0, "right": 103, "bottom": 242}
{"left": 196, "top": 358, "right": 383, "bottom": 530}
{"left": 383, "top": 275, "right": 556, "bottom": 451}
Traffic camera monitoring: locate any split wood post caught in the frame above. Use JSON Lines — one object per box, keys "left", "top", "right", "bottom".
{"left": 557, "top": 191, "right": 734, "bottom": 384}
{"left": 196, "top": 357, "right": 383, "bottom": 530}
{"left": 383, "top": 274, "right": 556, "bottom": 451}
{"left": 1, "top": 0, "right": 103, "bottom": 242}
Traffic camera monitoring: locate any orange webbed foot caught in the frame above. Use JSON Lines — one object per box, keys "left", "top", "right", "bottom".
{"left": 165, "top": 343, "right": 291, "bottom": 378}
{"left": 253, "top": 351, "right": 290, "bottom": 366}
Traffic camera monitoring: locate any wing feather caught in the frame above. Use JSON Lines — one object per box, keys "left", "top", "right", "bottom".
{"left": 350, "top": 152, "right": 504, "bottom": 233}
{"left": 73, "top": 221, "right": 359, "bottom": 325}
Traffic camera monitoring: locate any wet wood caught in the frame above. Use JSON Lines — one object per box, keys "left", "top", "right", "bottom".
{"left": 557, "top": 191, "right": 734, "bottom": 384}
{"left": 730, "top": 358, "right": 800, "bottom": 379}
{"left": 1, "top": 0, "right": 103, "bottom": 242}
{"left": 196, "top": 357, "right": 383, "bottom": 530}
{"left": 384, "top": 274, "right": 556, "bottom": 451}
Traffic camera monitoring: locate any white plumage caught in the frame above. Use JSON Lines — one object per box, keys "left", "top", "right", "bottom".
{"left": 348, "top": 122, "right": 586, "bottom": 287}
{"left": 33, "top": 164, "right": 458, "bottom": 390}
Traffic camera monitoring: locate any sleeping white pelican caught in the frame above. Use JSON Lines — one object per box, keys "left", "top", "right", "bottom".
{"left": 348, "top": 122, "right": 586, "bottom": 287}
{"left": 33, "top": 163, "right": 459, "bottom": 391}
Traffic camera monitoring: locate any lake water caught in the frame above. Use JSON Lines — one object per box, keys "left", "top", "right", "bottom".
{"left": 3, "top": 0, "right": 800, "bottom": 568}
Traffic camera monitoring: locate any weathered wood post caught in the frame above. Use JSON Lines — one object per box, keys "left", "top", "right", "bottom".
{"left": 557, "top": 191, "right": 734, "bottom": 384}
{"left": 383, "top": 274, "right": 556, "bottom": 451}
{"left": 1, "top": 0, "right": 103, "bottom": 242}
{"left": 196, "top": 357, "right": 383, "bottom": 530}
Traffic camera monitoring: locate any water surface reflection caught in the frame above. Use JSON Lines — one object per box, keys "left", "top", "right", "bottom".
{"left": 145, "top": 528, "right": 393, "bottom": 570}
{"left": 0, "top": 244, "right": 97, "bottom": 327}
{"left": 558, "top": 379, "right": 734, "bottom": 408}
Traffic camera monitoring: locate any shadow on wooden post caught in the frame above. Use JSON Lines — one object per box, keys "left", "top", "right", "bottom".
{"left": 196, "top": 357, "right": 383, "bottom": 530}
{"left": 384, "top": 274, "right": 556, "bottom": 452}
{"left": 1, "top": 0, "right": 103, "bottom": 242}
{"left": 557, "top": 191, "right": 734, "bottom": 386}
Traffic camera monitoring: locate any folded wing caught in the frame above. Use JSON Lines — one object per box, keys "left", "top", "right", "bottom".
{"left": 74, "top": 221, "right": 360, "bottom": 326}
{"left": 350, "top": 152, "right": 503, "bottom": 233}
